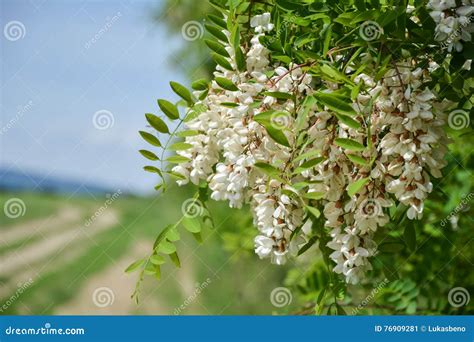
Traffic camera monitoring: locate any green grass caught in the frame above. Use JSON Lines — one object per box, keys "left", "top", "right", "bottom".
{"left": 0, "top": 192, "right": 61, "bottom": 227}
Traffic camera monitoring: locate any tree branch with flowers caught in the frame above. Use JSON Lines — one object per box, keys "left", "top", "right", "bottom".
{"left": 131, "top": 0, "right": 473, "bottom": 313}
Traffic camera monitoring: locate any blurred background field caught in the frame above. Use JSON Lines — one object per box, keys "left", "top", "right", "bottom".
{"left": 0, "top": 187, "right": 292, "bottom": 315}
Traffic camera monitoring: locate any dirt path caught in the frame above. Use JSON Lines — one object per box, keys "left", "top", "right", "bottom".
{"left": 0, "top": 209, "right": 118, "bottom": 277}
{"left": 1, "top": 206, "right": 201, "bottom": 314}
{"left": 174, "top": 251, "right": 201, "bottom": 314}
{"left": 0, "top": 209, "right": 119, "bottom": 298}
{"left": 0, "top": 206, "right": 82, "bottom": 246}
{"left": 54, "top": 240, "right": 169, "bottom": 315}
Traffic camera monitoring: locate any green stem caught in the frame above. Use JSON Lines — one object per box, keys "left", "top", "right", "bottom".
{"left": 159, "top": 108, "right": 194, "bottom": 188}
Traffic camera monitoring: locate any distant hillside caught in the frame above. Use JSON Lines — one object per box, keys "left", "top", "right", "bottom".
{"left": 0, "top": 167, "right": 113, "bottom": 195}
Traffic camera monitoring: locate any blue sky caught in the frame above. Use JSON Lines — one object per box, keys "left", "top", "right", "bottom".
{"left": 1, "top": 0, "right": 191, "bottom": 194}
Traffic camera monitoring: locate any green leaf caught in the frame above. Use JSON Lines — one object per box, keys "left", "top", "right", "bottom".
{"left": 294, "top": 157, "right": 324, "bottom": 173}
{"left": 305, "top": 205, "right": 321, "bottom": 218}
{"left": 334, "top": 138, "right": 365, "bottom": 151}
{"left": 314, "top": 92, "right": 356, "bottom": 116}
{"left": 169, "top": 252, "right": 181, "bottom": 268}
{"left": 198, "top": 89, "right": 209, "bottom": 100}
{"left": 139, "top": 149, "right": 159, "bottom": 161}
{"left": 205, "top": 24, "right": 228, "bottom": 42}
{"left": 334, "top": 113, "right": 361, "bottom": 129}
{"left": 334, "top": 12, "right": 357, "bottom": 27}
{"left": 208, "top": 14, "right": 226, "bottom": 29}
{"left": 170, "top": 81, "right": 194, "bottom": 105}
{"left": 166, "top": 227, "right": 180, "bottom": 242}
{"left": 294, "top": 149, "right": 321, "bottom": 163}
{"left": 212, "top": 53, "right": 233, "bottom": 70}
{"left": 166, "top": 155, "right": 191, "bottom": 164}
{"left": 346, "top": 154, "right": 368, "bottom": 166}
{"left": 176, "top": 130, "right": 200, "bottom": 137}
{"left": 253, "top": 112, "right": 291, "bottom": 148}
{"left": 336, "top": 303, "right": 347, "bottom": 315}
{"left": 350, "top": 82, "right": 362, "bottom": 101}
{"left": 276, "top": 0, "right": 302, "bottom": 11}
{"left": 406, "top": 301, "right": 417, "bottom": 314}
{"left": 319, "top": 64, "right": 353, "bottom": 85}
{"left": 235, "top": 46, "right": 246, "bottom": 71}
{"left": 295, "top": 34, "right": 317, "bottom": 48}
{"left": 230, "top": 24, "right": 240, "bottom": 50}
{"left": 150, "top": 254, "right": 166, "bottom": 265}
{"left": 404, "top": 224, "right": 416, "bottom": 251}
{"left": 303, "top": 192, "right": 325, "bottom": 200}
{"left": 317, "top": 288, "right": 327, "bottom": 305}
{"left": 125, "top": 259, "right": 145, "bottom": 273}
{"left": 153, "top": 224, "right": 174, "bottom": 249}
{"left": 139, "top": 131, "right": 161, "bottom": 147}
{"left": 263, "top": 91, "right": 294, "bottom": 100}
{"left": 220, "top": 102, "right": 239, "bottom": 107}
{"left": 295, "top": 95, "right": 316, "bottom": 132}
{"left": 154, "top": 265, "right": 161, "bottom": 280}
{"left": 167, "top": 171, "right": 186, "bottom": 180}
{"left": 145, "top": 113, "right": 169, "bottom": 133}
{"left": 191, "top": 79, "right": 209, "bottom": 91}
{"left": 158, "top": 240, "right": 176, "bottom": 254}
{"left": 254, "top": 162, "right": 280, "bottom": 176}
{"left": 323, "top": 24, "right": 332, "bottom": 56}
{"left": 347, "top": 177, "right": 369, "bottom": 197}
{"left": 215, "top": 77, "right": 238, "bottom": 91}
{"left": 192, "top": 231, "right": 203, "bottom": 243}
{"left": 266, "top": 126, "right": 291, "bottom": 148}
{"left": 143, "top": 166, "right": 162, "bottom": 176}
{"left": 204, "top": 39, "right": 230, "bottom": 57}
{"left": 157, "top": 99, "right": 179, "bottom": 120}
{"left": 169, "top": 142, "right": 193, "bottom": 150}
{"left": 182, "top": 217, "right": 201, "bottom": 233}
{"left": 297, "top": 236, "right": 318, "bottom": 256}
{"left": 144, "top": 263, "right": 156, "bottom": 275}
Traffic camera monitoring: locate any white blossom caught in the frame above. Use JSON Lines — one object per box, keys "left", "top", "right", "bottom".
{"left": 427, "top": 0, "right": 474, "bottom": 52}
{"left": 171, "top": 14, "right": 449, "bottom": 284}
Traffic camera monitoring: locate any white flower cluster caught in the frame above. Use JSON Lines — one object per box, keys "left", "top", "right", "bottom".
{"left": 427, "top": 0, "right": 474, "bottom": 52}
{"left": 319, "top": 63, "right": 449, "bottom": 284}
{"left": 172, "top": 14, "right": 448, "bottom": 283}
